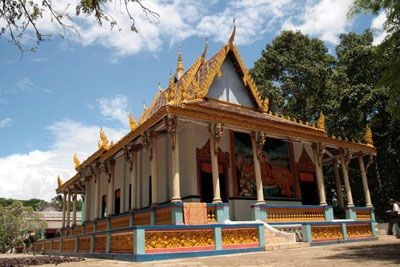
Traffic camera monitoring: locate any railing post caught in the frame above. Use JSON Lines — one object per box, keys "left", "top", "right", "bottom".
{"left": 75, "top": 236, "right": 79, "bottom": 253}
{"left": 90, "top": 234, "right": 95, "bottom": 253}
{"left": 301, "top": 224, "right": 312, "bottom": 242}
{"left": 214, "top": 227, "right": 222, "bottom": 251}
{"left": 251, "top": 204, "right": 267, "bottom": 221}
{"left": 257, "top": 224, "right": 266, "bottom": 247}
{"left": 134, "top": 228, "right": 145, "bottom": 255}
{"left": 323, "top": 206, "right": 334, "bottom": 221}
{"left": 341, "top": 223, "right": 348, "bottom": 241}
{"left": 345, "top": 207, "right": 356, "bottom": 220}
{"left": 150, "top": 208, "right": 156, "bottom": 225}
{"left": 171, "top": 203, "right": 183, "bottom": 225}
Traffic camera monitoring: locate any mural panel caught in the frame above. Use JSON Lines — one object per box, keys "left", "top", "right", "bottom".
{"left": 231, "top": 131, "right": 295, "bottom": 198}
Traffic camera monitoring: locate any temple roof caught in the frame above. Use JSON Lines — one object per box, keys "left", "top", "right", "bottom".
{"left": 57, "top": 25, "right": 376, "bottom": 193}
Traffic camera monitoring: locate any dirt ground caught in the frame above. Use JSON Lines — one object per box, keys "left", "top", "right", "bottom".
{"left": 11, "top": 238, "right": 394, "bottom": 267}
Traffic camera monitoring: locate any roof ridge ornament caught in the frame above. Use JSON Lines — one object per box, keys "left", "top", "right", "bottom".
{"left": 317, "top": 111, "right": 325, "bottom": 132}
{"left": 57, "top": 175, "right": 63, "bottom": 189}
{"left": 201, "top": 37, "right": 208, "bottom": 63}
{"left": 73, "top": 153, "right": 80, "bottom": 169}
{"left": 228, "top": 18, "right": 236, "bottom": 46}
{"left": 98, "top": 127, "right": 110, "bottom": 150}
{"left": 176, "top": 45, "right": 184, "bottom": 79}
{"left": 365, "top": 125, "right": 373, "bottom": 146}
{"left": 129, "top": 113, "right": 138, "bottom": 131}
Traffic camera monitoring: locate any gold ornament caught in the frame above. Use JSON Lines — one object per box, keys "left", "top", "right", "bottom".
{"left": 73, "top": 153, "right": 80, "bottom": 169}
{"left": 98, "top": 128, "right": 110, "bottom": 150}
{"left": 365, "top": 125, "right": 373, "bottom": 146}
{"left": 128, "top": 113, "right": 138, "bottom": 131}
{"left": 57, "top": 175, "right": 63, "bottom": 188}
{"left": 317, "top": 112, "right": 325, "bottom": 131}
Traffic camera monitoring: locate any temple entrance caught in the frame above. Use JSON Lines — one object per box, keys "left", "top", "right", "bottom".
{"left": 199, "top": 165, "right": 227, "bottom": 203}
{"left": 299, "top": 172, "right": 319, "bottom": 205}
{"left": 196, "top": 140, "right": 229, "bottom": 203}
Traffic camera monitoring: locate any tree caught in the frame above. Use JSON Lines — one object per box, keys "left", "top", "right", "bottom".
{"left": 350, "top": 0, "right": 400, "bottom": 120}
{"left": 250, "top": 31, "right": 336, "bottom": 122}
{"left": 0, "top": 201, "right": 46, "bottom": 253}
{"left": 0, "top": 0, "right": 158, "bottom": 52}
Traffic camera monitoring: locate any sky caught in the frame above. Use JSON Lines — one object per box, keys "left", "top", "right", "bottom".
{"left": 0, "top": 0, "right": 387, "bottom": 201}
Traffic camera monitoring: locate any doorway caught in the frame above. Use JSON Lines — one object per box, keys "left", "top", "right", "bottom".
{"left": 299, "top": 172, "right": 319, "bottom": 205}
{"left": 196, "top": 139, "right": 229, "bottom": 203}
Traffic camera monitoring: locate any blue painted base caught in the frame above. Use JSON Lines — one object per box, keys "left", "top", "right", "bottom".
{"left": 52, "top": 247, "right": 264, "bottom": 262}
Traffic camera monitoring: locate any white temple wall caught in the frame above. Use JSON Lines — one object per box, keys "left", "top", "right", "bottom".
{"left": 207, "top": 58, "right": 255, "bottom": 109}
{"left": 114, "top": 155, "right": 125, "bottom": 213}
{"left": 88, "top": 177, "right": 95, "bottom": 220}
{"left": 99, "top": 170, "right": 108, "bottom": 216}
{"left": 140, "top": 148, "right": 151, "bottom": 208}
{"left": 157, "top": 134, "right": 168, "bottom": 203}
{"left": 123, "top": 161, "right": 130, "bottom": 211}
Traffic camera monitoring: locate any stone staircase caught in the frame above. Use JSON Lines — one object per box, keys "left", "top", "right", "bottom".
{"left": 263, "top": 223, "right": 310, "bottom": 250}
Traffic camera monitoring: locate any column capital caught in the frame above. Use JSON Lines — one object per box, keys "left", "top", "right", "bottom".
{"left": 164, "top": 115, "right": 178, "bottom": 150}
{"left": 209, "top": 123, "right": 223, "bottom": 155}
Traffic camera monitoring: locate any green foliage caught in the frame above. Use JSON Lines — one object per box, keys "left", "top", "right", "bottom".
{"left": 0, "top": 198, "right": 47, "bottom": 211}
{"left": 350, "top": 0, "right": 400, "bottom": 121}
{"left": 251, "top": 30, "right": 400, "bottom": 221}
{"left": 0, "top": 201, "right": 46, "bottom": 253}
{"left": 250, "top": 31, "right": 335, "bottom": 122}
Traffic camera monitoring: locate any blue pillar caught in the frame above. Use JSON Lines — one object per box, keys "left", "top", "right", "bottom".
{"left": 214, "top": 227, "right": 222, "bottom": 250}
{"left": 345, "top": 207, "right": 356, "bottom": 220}
{"left": 301, "top": 224, "right": 312, "bottom": 242}
{"left": 324, "top": 206, "right": 334, "bottom": 221}
{"left": 215, "top": 204, "right": 229, "bottom": 223}
{"left": 171, "top": 204, "right": 183, "bottom": 225}
{"left": 341, "top": 223, "right": 348, "bottom": 240}
{"left": 251, "top": 204, "right": 267, "bottom": 221}
{"left": 257, "top": 225, "right": 265, "bottom": 247}
{"left": 134, "top": 228, "right": 145, "bottom": 255}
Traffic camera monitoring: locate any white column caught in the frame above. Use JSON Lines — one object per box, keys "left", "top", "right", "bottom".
{"left": 72, "top": 193, "right": 77, "bottom": 226}
{"left": 251, "top": 133, "right": 265, "bottom": 203}
{"left": 151, "top": 133, "right": 158, "bottom": 205}
{"left": 333, "top": 161, "right": 345, "bottom": 209}
{"left": 66, "top": 192, "right": 71, "bottom": 227}
{"left": 210, "top": 123, "right": 223, "bottom": 203}
{"left": 130, "top": 150, "right": 137, "bottom": 209}
{"left": 107, "top": 160, "right": 115, "bottom": 216}
{"left": 341, "top": 156, "right": 354, "bottom": 207}
{"left": 358, "top": 156, "right": 373, "bottom": 207}
{"left": 166, "top": 116, "right": 181, "bottom": 203}
{"left": 313, "top": 143, "right": 327, "bottom": 205}
{"left": 94, "top": 167, "right": 100, "bottom": 219}
{"left": 61, "top": 193, "right": 66, "bottom": 229}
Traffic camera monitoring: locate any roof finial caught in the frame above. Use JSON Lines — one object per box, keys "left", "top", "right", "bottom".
{"left": 158, "top": 81, "right": 162, "bottom": 92}
{"left": 365, "top": 125, "right": 373, "bottom": 146}
{"left": 73, "top": 153, "right": 80, "bottom": 169}
{"left": 129, "top": 113, "right": 138, "bottom": 131}
{"left": 176, "top": 45, "right": 184, "bottom": 79}
{"left": 98, "top": 127, "right": 110, "bottom": 150}
{"left": 57, "top": 175, "right": 63, "bottom": 189}
{"left": 201, "top": 37, "right": 208, "bottom": 63}
{"left": 228, "top": 18, "right": 236, "bottom": 45}
{"left": 317, "top": 111, "right": 325, "bottom": 131}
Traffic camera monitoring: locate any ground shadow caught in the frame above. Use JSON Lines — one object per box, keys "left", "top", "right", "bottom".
{"left": 320, "top": 241, "right": 400, "bottom": 264}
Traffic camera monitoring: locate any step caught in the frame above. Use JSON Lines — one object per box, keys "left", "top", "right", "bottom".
{"left": 377, "top": 234, "right": 399, "bottom": 241}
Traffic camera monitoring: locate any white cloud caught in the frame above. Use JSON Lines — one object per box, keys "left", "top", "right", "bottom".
{"left": 97, "top": 95, "right": 130, "bottom": 126}
{"left": 371, "top": 11, "right": 387, "bottom": 45}
{"left": 0, "top": 117, "right": 13, "bottom": 128}
{"left": 0, "top": 119, "right": 127, "bottom": 201}
{"left": 282, "top": 0, "right": 353, "bottom": 44}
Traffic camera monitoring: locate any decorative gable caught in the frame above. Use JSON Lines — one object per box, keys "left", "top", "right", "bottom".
{"left": 206, "top": 58, "right": 256, "bottom": 108}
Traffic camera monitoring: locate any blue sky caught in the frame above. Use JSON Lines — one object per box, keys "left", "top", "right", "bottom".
{"left": 0, "top": 0, "right": 386, "bottom": 200}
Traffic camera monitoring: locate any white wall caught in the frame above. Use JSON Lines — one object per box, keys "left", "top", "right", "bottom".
{"left": 88, "top": 177, "right": 95, "bottom": 220}
{"left": 207, "top": 58, "right": 255, "bottom": 109}
{"left": 113, "top": 156, "right": 125, "bottom": 213}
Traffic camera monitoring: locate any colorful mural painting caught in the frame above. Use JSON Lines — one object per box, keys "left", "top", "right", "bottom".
{"left": 232, "top": 131, "right": 295, "bottom": 198}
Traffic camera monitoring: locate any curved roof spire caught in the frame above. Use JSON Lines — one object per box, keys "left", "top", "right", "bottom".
{"left": 201, "top": 37, "right": 208, "bottom": 63}
{"left": 228, "top": 18, "right": 236, "bottom": 45}
{"left": 176, "top": 45, "right": 184, "bottom": 79}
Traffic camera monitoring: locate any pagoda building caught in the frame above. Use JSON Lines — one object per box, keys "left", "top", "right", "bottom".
{"left": 37, "top": 24, "right": 377, "bottom": 261}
